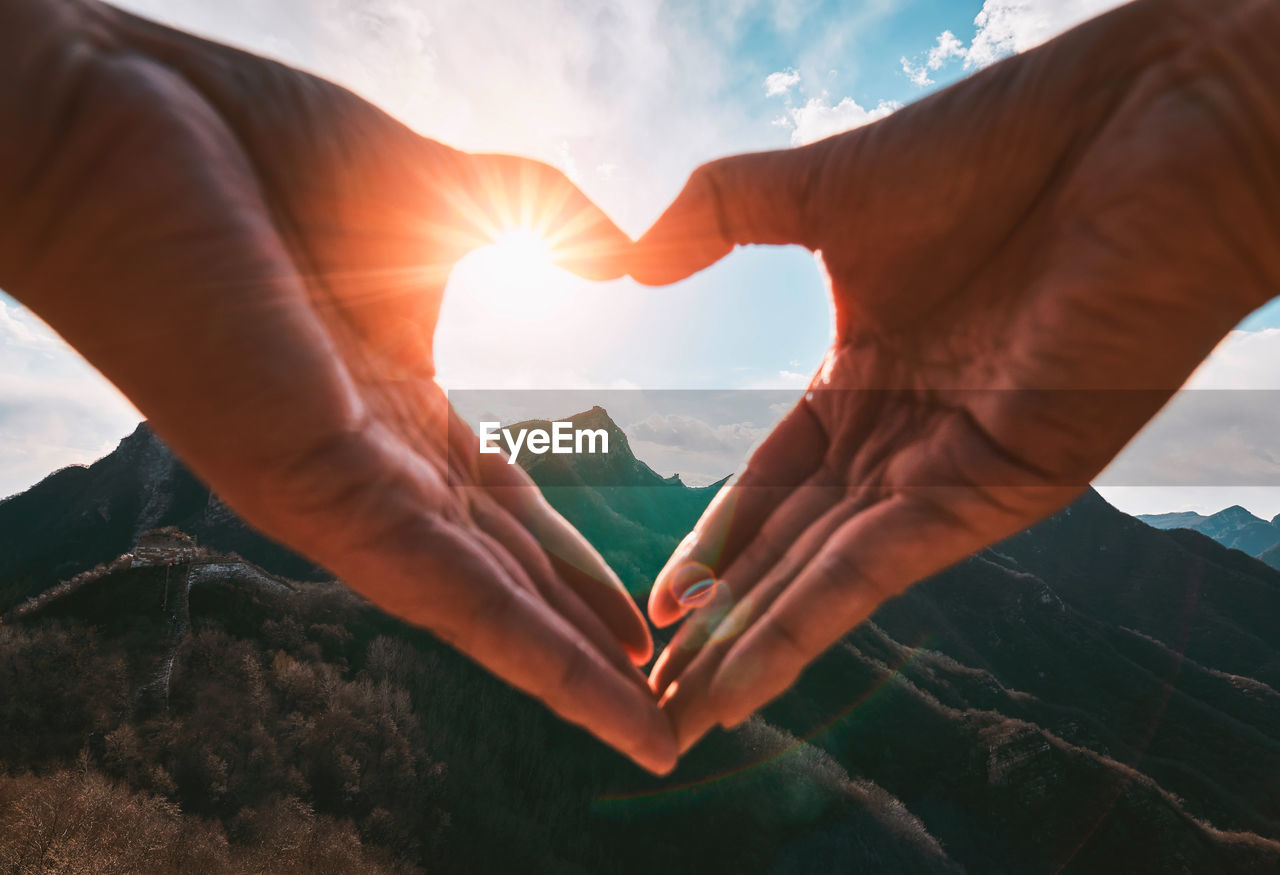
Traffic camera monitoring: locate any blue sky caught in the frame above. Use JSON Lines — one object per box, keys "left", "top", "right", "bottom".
{"left": 3, "top": 0, "right": 1280, "bottom": 517}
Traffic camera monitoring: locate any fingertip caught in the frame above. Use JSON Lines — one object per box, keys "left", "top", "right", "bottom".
{"left": 647, "top": 592, "right": 685, "bottom": 629}
{"left": 555, "top": 252, "right": 628, "bottom": 283}
{"left": 627, "top": 246, "right": 730, "bottom": 287}
{"left": 629, "top": 166, "right": 733, "bottom": 286}
{"left": 606, "top": 576, "right": 654, "bottom": 665}
{"left": 460, "top": 151, "right": 632, "bottom": 282}
{"left": 647, "top": 571, "right": 684, "bottom": 628}
{"left": 628, "top": 231, "right": 731, "bottom": 287}
{"left": 641, "top": 749, "right": 679, "bottom": 778}
{"left": 551, "top": 214, "right": 633, "bottom": 283}
{"left": 542, "top": 545, "right": 652, "bottom": 665}
{"left": 649, "top": 560, "right": 717, "bottom": 627}
{"left": 648, "top": 649, "right": 675, "bottom": 696}
{"left": 625, "top": 624, "right": 655, "bottom": 666}
{"left": 637, "top": 706, "right": 680, "bottom": 775}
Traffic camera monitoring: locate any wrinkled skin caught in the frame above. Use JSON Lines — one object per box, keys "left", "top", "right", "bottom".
{"left": 0, "top": 1, "right": 676, "bottom": 773}
{"left": 632, "top": 0, "right": 1280, "bottom": 752}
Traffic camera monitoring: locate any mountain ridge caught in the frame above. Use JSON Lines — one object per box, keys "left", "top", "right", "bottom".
{"left": 4, "top": 411, "right": 1280, "bottom": 871}
{"left": 1138, "top": 504, "right": 1280, "bottom": 568}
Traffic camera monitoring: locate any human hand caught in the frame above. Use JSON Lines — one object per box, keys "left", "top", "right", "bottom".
{"left": 0, "top": 1, "right": 675, "bottom": 772}
{"left": 631, "top": 0, "right": 1280, "bottom": 752}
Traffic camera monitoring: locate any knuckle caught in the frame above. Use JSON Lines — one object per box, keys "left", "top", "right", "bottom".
{"left": 810, "top": 545, "right": 884, "bottom": 598}
{"left": 764, "top": 612, "right": 811, "bottom": 661}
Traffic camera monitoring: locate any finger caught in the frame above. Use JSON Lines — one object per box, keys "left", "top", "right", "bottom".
{"left": 257, "top": 422, "right": 677, "bottom": 773}
{"left": 648, "top": 478, "right": 848, "bottom": 697}
{"left": 466, "top": 490, "right": 650, "bottom": 689}
{"left": 458, "top": 153, "right": 632, "bottom": 281}
{"left": 254, "top": 426, "right": 677, "bottom": 773}
{"left": 355, "top": 509, "right": 677, "bottom": 774}
{"left": 629, "top": 143, "right": 830, "bottom": 286}
{"left": 657, "top": 495, "right": 863, "bottom": 752}
{"left": 12, "top": 54, "right": 675, "bottom": 773}
{"left": 648, "top": 399, "right": 827, "bottom": 627}
{"left": 477, "top": 448, "right": 653, "bottom": 664}
{"left": 706, "top": 490, "right": 1013, "bottom": 730}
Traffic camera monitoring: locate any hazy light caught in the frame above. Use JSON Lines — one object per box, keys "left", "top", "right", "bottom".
{"left": 491, "top": 227, "right": 554, "bottom": 271}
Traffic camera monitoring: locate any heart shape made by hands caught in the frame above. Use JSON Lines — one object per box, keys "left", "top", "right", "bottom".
{"left": 11, "top": 0, "right": 1277, "bottom": 774}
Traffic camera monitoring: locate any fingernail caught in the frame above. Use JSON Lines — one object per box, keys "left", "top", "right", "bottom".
{"left": 675, "top": 578, "right": 717, "bottom": 607}
{"left": 668, "top": 561, "right": 718, "bottom": 607}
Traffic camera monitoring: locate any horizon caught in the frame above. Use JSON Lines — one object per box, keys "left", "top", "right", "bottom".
{"left": 8, "top": 409, "right": 1280, "bottom": 524}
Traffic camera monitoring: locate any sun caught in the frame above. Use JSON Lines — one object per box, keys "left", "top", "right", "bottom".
{"left": 490, "top": 227, "right": 554, "bottom": 273}
{"left": 447, "top": 225, "right": 567, "bottom": 318}
{"left": 462, "top": 226, "right": 559, "bottom": 293}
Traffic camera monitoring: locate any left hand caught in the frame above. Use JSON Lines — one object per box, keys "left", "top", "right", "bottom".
{"left": 0, "top": 0, "right": 676, "bottom": 773}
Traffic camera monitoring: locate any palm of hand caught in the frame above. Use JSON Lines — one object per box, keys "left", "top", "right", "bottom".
{"left": 639, "top": 4, "right": 1274, "bottom": 750}
{"left": 9, "top": 3, "right": 674, "bottom": 772}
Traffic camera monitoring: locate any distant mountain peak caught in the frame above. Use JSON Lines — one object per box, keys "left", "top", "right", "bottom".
{"left": 1217, "top": 504, "right": 1261, "bottom": 522}
{"left": 1138, "top": 503, "right": 1280, "bottom": 560}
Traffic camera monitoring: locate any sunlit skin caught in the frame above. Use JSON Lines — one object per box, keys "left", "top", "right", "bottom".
{"left": 632, "top": 0, "right": 1280, "bottom": 753}
{"left": 0, "top": 0, "right": 677, "bottom": 774}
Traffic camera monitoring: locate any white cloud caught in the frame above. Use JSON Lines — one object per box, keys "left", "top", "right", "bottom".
{"left": 764, "top": 68, "right": 802, "bottom": 97}
{"left": 965, "top": 0, "right": 1126, "bottom": 68}
{"left": 779, "top": 95, "right": 900, "bottom": 146}
{"left": 626, "top": 413, "right": 772, "bottom": 486}
{"left": 902, "top": 1, "right": 1126, "bottom": 85}
{"left": 626, "top": 413, "right": 767, "bottom": 456}
{"left": 900, "top": 30, "right": 965, "bottom": 87}
{"left": 108, "top": 0, "right": 772, "bottom": 236}
{"left": 765, "top": 56, "right": 898, "bottom": 146}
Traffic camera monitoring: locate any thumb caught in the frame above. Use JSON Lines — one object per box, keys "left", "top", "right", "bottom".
{"left": 458, "top": 153, "right": 632, "bottom": 282}
{"left": 629, "top": 144, "right": 829, "bottom": 286}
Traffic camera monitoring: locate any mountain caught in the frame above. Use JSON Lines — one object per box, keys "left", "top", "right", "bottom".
{"left": 766, "top": 490, "right": 1280, "bottom": 870}
{"left": 0, "top": 422, "right": 324, "bottom": 610}
{"left": 504, "top": 406, "right": 726, "bottom": 594}
{"left": 1138, "top": 505, "right": 1280, "bottom": 561}
{"left": 0, "top": 487, "right": 958, "bottom": 870}
{"left": 1262, "top": 541, "right": 1280, "bottom": 571}
{"left": 3, "top": 411, "right": 1280, "bottom": 872}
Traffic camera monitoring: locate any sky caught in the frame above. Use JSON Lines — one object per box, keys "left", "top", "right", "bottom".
{"left": 3, "top": 0, "right": 1280, "bottom": 519}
